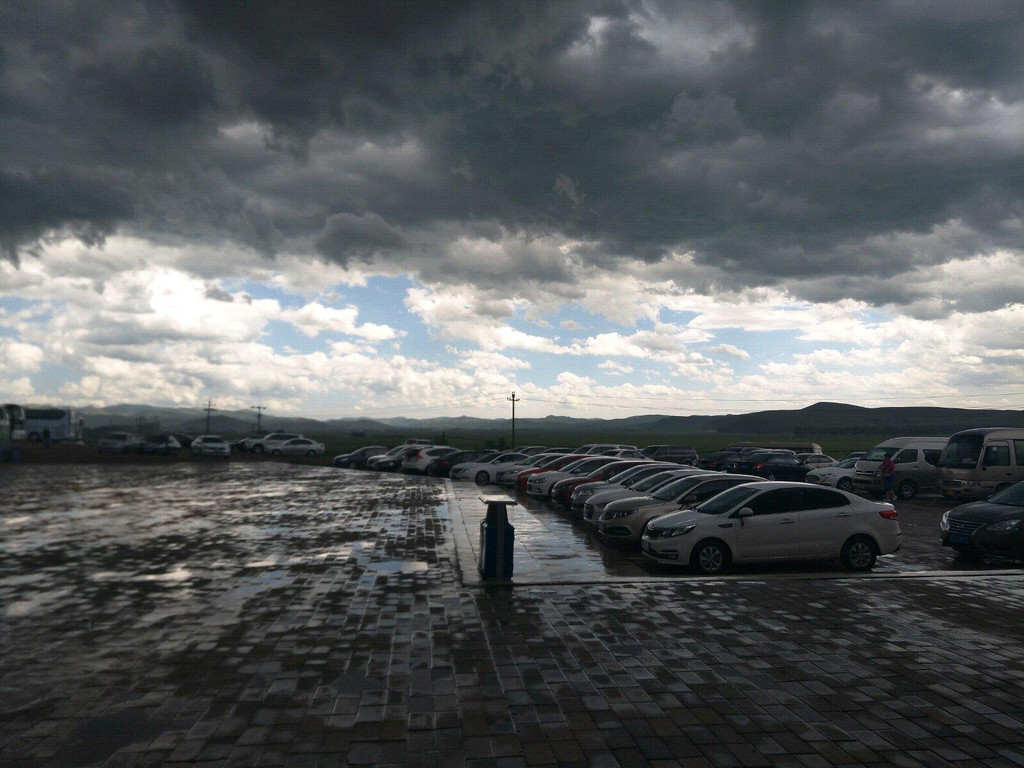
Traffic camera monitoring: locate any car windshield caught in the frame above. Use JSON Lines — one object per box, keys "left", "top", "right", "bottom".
{"left": 936, "top": 434, "right": 985, "bottom": 468}
{"left": 205, "top": 437, "right": 226, "bottom": 444}
{"left": 384, "top": 447, "right": 405, "bottom": 456}
{"left": 987, "top": 482, "right": 1024, "bottom": 507}
{"left": 864, "top": 447, "right": 898, "bottom": 461}
{"left": 572, "top": 458, "right": 613, "bottom": 474}
{"left": 608, "top": 465, "right": 657, "bottom": 484}
{"left": 651, "top": 475, "right": 705, "bottom": 501}
{"left": 632, "top": 471, "right": 683, "bottom": 492}
{"left": 834, "top": 458, "right": 859, "bottom": 469}
{"left": 694, "top": 486, "right": 760, "bottom": 515}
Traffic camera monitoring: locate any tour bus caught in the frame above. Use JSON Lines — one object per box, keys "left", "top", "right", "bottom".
{"left": 2, "top": 403, "right": 26, "bottom": 440}
{"left": 937, "top": 427, "right": 1024, "bottom": 501}
{"left": 23, "top": 407, "right": 83, "bottom": 442}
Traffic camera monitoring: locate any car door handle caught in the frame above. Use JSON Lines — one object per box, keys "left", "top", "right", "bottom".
{"left": 780, "top": 518, "right": 795, "bottom": 524}
{"left": 836, "top": 512, "right": 851, "bottom": 517}
{"left": 719, "top": 523, "right": 733, "bottom": 528}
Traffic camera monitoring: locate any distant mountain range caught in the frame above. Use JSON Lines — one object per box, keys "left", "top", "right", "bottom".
{"left": 73, "top": 401, "right": 1024, "bottom": 438}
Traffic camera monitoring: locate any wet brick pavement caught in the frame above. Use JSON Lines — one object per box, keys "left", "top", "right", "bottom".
{"left": 2, "top": 463, "right": 1024, "bottom": 767}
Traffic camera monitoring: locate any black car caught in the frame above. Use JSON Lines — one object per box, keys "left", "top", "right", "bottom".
{"left": 640, "top": 445, "right": 698, "bottom": 465}
{"left": 425, "top": 450, "right": 483, "bottom": 477}
{"left": 734, "top": 451, "right": 811, "bottom": 481}
{"left": 941, "top": 481, "right": 1024, "bottom": 560}
{"left": 696, "top": 450, "right": 744, "bottom": 472}
{"left": 333, "top": 445, "right": 388, "bottom": 469}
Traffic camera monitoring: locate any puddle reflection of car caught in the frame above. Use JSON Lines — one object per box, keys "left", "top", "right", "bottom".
{"left": 270, "top": 438, "right": 325, "bottom": 457}
{"left": 191, "top": 435, "right": 231, "bottom": 457}
{"left": 940, "top": 481, "right": 1024, "bottom": 561}
{"left": 642, "top": 481, "right": 901, "bottom": 574}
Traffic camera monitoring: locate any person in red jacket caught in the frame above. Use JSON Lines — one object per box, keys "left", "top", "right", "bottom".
{"left": 879, "top": 453, "right": 897, "bottom": 502}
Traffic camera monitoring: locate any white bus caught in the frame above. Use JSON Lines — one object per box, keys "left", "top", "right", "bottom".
{"left": 2, "top": 403, "right": 27, "bottom": 440}
{"left": 23, "top": 407, "right": 83, "bottom": 442}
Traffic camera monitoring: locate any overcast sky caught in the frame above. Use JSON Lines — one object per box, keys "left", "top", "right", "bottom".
{"left": 2, "top": 1, "right": 1023, "bottom": 420}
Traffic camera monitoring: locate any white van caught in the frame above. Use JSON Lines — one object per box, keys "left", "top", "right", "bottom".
{"left": 937, "top": 427, "right": 1024, "bottom": 501}
{"left": 852, "top": 436, "right": 949, "bottom": 499}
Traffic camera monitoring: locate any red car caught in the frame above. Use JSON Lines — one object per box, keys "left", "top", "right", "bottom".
{"left": 515, "top": 454, "right": 587, "bottom": 490}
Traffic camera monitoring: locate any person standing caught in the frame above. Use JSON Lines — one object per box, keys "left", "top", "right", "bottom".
{"left": 42, "top": 427, "right": 51, "bottom": 449}
{"left": 879, "top": 452, "right": 897, "bottom": 502}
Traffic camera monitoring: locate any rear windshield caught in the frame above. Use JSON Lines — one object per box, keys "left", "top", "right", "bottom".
{"left": 651, "top": 475, "right": 704, "bottom": 501}
{"left": 632, "top": 471, "right": 685, "bottom": 492}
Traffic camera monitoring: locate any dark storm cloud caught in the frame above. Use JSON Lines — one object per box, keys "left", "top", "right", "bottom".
{"left": 2, "top": 0, "right": 1024, "bottom": 311}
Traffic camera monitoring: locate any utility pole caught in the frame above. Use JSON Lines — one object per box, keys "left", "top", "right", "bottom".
{"left": 203, "top": 400, "right": 216, "bottom": 434}
{"left": 251, "top": 405, "right": 266, "bottom": 434}
{"left": 507, "top": 391, "right": 521, "bottom": 448}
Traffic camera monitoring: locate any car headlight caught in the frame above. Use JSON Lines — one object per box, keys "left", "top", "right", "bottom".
{"left": 659, "top": 524, "right": 697, "bottom": 538}
{"left": 606, "top": 508, "right": 637, "bottom": 519}
{"left": 820, "top": 472, "right": 836, "bottom": 479}
{"left": 940, "top": 511, "right": 949, "bottom": 531}
{"left": 985, "top": 519, "right": 1021, "bottom": 532}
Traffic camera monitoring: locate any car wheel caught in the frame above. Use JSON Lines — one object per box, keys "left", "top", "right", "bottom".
{"left": 766, "top": 472, "right": 777, "bottom": 481}
{"left": 897, "top": 479, "right": 917, "bottom": 499}
{"left": 306, "top": 450, "right": 316, "bottom": 457}
{"left": 837, "top": 477, "right": 854, "bottom": 492}
{"left": 271, "top": 449, "right": 282, "bottom": 456}
{"left": 841, "top": 535, "right": 877, "bottom": 571}
{"left": 691, "top": 539, "right": 730, "bottom": 575}
{"left": 475, "top": 470, "right": 490, "bottom": 485}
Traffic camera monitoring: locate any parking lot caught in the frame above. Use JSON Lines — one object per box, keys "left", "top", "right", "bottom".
{"left": 3, "top": 463, "right": 1024, "bottom": 767}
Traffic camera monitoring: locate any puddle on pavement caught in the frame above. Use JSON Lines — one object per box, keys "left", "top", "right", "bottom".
{"left": 367, "top": 560, "right": 430, "bottom": 573}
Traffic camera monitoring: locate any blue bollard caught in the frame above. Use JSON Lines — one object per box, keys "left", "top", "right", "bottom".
{"left": 478, "top": 495, "right": 515, "bottom": 580}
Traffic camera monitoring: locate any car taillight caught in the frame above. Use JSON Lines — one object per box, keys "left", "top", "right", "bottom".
{"left": 879, "top": 508, "right": 898, "bottom": 520}
{"left": 754, "top": 463, "right": 764, "bottom": 469}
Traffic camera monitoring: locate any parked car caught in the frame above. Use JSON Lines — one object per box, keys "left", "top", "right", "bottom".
{"left": 98, "top": 432, "right": 144, "bottom": 453}
{"left": 333, "top": 445, "right": 389, "bottom": 469}
{"left": 732, "top": 451, "right": 811, "bottom": 481}
{"left": 940, "top": 481, "right": 1024, "bottom": 561}
{"left": 513, "top": 446, "right": 551, "bottom": 456}
{"left": 425, "top": 450, "right": 487, "bottom": 478}
{"left": 141, "top": 434, "right": 182, "bottom": 456}
{"left": 600, "top": 448, "right": 645, "bottom": 458}
{"left": 452, "top": 453, "right": 530, "bottom": 485}
{"left": 797, "top": 453, "right": 837, "bottom": 469}
{"left": 401, "top": 446, "right": 458, "bottom": 474}
{"left": 191, "top": 435, "right": 231, "bottom": 457}
{"left": 641, "top": 445, "right": 698, "bottom": 465}
{"left": 526, "top": 456, "right": 623, "bottom": 500}
{"left": 371, "top": 445, "right": 423, "bottom": 472}
{"left": 696, "top": 450, "right": 744, "bottom": 472}
{"left": 270, "top": 438, "right": 325, "bottom": 456}
{"left": 550, "top": 460, "right": 652, "bottom": 509}
{"left": 495, "top": 453, "right": 566, "bottom": 485}
{"left": 582, "top": 468, "right": 703, "bottom": 524}
{"left": 514, "top": 454, "right": 589, "bottom": 490}
{"left": 805, "top": 457, "right": 860, "bottom": 492}
{"left": 449, "top": 452, "right": 526, "bottom": 482}
{"left": 169, "top": 433, "right": 195, "bottom": 449}
{"left": 403, "top": 438, "right": 433, "bottom": 447}
{"left": 366, "top": 446, "right": 411, "bottom": 471}
{"left": 642, "top": 482, "right": 902, "bottom": 574}
{"left": 853, "top": 437, "right": 948, "bottom": 499}
{"left": 249, "top": 433, "right": 304, "bottom": 453}
{"left": 599, "top": 474, "right": 760, "bottom": 542}
{"left": 570, "top": 463, "right": 679, "bottom": 513}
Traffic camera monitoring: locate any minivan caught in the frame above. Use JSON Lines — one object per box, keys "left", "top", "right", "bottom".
{"left": 852, "top": 436, "right": 949, "bottom": 499}
{"left": 937, "top": 428, "right": 1024, "bottom": 501}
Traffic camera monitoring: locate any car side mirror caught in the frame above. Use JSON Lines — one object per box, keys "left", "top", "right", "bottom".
{"left": 735, "top": 507, "right": 753, "bottom": 518}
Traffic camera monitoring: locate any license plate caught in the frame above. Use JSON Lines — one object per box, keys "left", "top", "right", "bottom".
{"left": 950, "top": 533, "right": 969, "bottom": 545}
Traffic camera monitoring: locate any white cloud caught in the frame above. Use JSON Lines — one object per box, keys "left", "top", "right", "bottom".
{"left": 284, "top": 302, "right": 399, "bottom": 341}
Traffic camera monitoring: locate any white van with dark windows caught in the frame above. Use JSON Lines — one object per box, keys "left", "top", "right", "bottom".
{"left": 937, "top": 428, "right": 1024, "bottom": 501}
{"left": 852, "top": 436, "right": 948, "bottom": 499}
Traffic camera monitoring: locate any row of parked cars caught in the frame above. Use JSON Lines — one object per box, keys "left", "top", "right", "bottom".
{"left": 96, "top": 431, "right": 325, "bottom": 457}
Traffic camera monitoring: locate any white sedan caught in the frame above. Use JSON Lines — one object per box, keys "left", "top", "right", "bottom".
{"left": 270, "top": 438, "right": 325, "bottom": 456}
{"left": 450, "top": 452, "right": 529, "bottom": 484}
{"left": 494, "top": 453, "right": 566, "bottom": 485}
{"left": 642, "top": 481, "right": 902, "bottom": 574}
{"left": 805, "top": 457, "right": 859, "bottom": 492}
{"left": 191, "top": 435, "right": 231, "bottom": 457}
{"left": 525, "top": 456, "right": 621, "bottom": 499}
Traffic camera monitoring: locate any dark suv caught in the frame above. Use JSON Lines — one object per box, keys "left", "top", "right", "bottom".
{"left": 641, "top": 445, "right": 698, "bottom": 465}
{"left": 941, "top": 481, "right": 1024, "bottom": 561}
